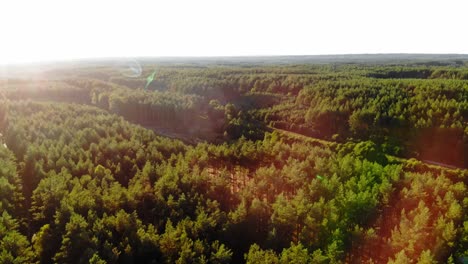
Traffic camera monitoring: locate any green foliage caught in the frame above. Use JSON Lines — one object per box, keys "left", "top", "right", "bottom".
{"left": 279, "top": 243, "right": 311, "bottom": 264}
{"left": 0, "top": 60, "right": 466, "bottom": 263}
{"left": 0, "top": 212, "right": 35, "bottom": 263}
{"left": 245, "top": 244, "right": 279, "bottom": 264}
{"left": 0, "top": 147, "right": 24, "bottom": 219}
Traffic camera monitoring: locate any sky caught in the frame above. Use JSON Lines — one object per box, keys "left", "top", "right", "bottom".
{"left": 0, "top": 0, "right": 467, "bottom": 64}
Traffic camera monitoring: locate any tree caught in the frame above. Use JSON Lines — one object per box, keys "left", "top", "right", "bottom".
{"left": 279, "top": 243, "right": 311, "bottom": 264}
{"left": 244, "top": 244, "right": 279, "bottom": 264}
{"left": 388, "top": 250, "right": 411, "bottom": 264}
{"left": 210, "top": 241, "right": 233, "bottom": 264}
{"left": 0, "top": 212, "right": 35, "bottom": 264}
{"left": 0, "top": 102, "right": 7, "bottom": 132}
{"left": 417, "top": 250, "right": 437, "bottom": 264}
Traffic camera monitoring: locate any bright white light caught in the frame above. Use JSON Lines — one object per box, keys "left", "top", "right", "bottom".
{"left": 0, "top": 0, "right": 467, "bottom": 64}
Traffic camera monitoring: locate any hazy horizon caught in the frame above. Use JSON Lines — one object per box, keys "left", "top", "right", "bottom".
{"left": 2, "top": 53, "right": 468, "bottom": 67}
{"left": 1, "top": 0, "right": 468, "bottom": 65}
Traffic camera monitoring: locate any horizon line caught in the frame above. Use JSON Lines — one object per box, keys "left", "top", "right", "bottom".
{"left": 2, "top": 53, "right": 468, "bottom": 66}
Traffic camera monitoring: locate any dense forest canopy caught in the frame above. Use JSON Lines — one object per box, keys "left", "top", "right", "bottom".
{"left": 0, "top": 55, "right": 466, "bottom": 263}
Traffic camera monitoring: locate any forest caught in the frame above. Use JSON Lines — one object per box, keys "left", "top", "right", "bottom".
{"left": 0, "top": 55, "right": 467, "bottom": 263}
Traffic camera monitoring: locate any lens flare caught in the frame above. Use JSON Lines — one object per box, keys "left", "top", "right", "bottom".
{"left": 113, "top": 59, "right": 142, "bottom": 78}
